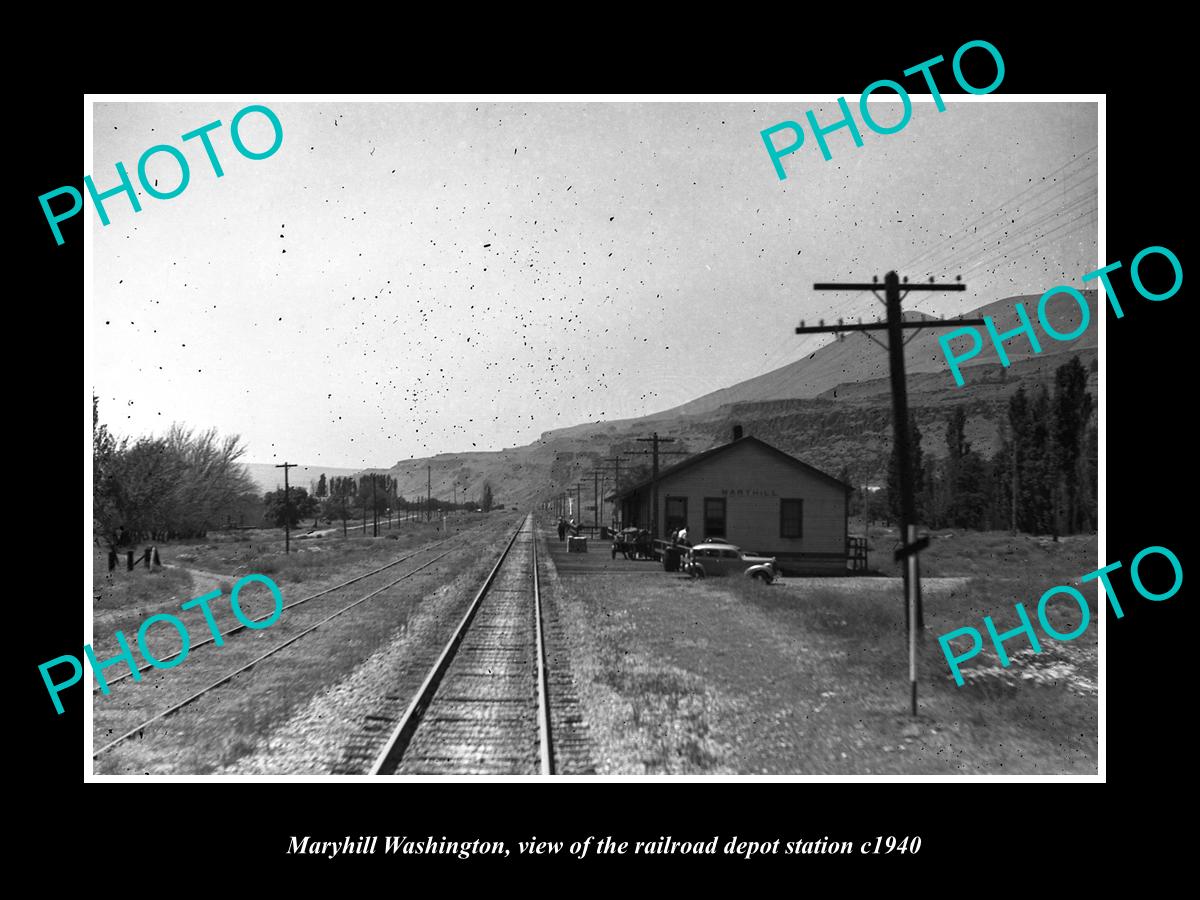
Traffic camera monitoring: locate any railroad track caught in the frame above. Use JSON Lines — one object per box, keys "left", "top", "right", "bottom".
{"left": 363, "top": 513, "right": 553, "bottom": 775}
{"left": 92, "top": 526, "right": 491, "bottom": 760}
{"left": 95, "top": 531, "right": 476, "bottom": 692}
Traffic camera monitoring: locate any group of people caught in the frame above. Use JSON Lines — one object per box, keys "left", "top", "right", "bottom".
{"left": 556, "top": 515, "right": 691, "bottom": 547}
{"left": 556, "top": 517, "right": 579, "bottom": 542}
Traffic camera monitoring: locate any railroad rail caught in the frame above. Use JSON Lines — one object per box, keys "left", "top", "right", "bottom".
{"left": 96, "top": 531, "right": 478, "bottom": 691}
{"left": 92, "top": 530, "right": 490, "bottom": 759}
{"left": 368, "top": 513, "right": 553, "bottom": 775}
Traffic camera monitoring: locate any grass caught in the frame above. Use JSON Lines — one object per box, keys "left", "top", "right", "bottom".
{"left": 165, "top": 514, "right": 480, "bottom": 581}
{"left": 725, "top": 540, "right": 1098, "bottom": 773}
{"left": 596, "top": 642, "right": 725, "bottom": 773}
{"left": 93, "top": 553, "right": 198, "bottom": 639}
{"left": 92, "top": 512, "right": 524, "bottom": 774}
{"left": 91, "top": 515, "right": 487, "bottom": 639}
{"left": 867, "top": 526, "right": 1098, "bottom": 579}
{"left": 543, "top": 515, "right": 1097, "bottom": 775}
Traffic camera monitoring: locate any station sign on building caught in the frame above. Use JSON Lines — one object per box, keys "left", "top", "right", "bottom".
{"left": 610, "top": 429, "right": 853, "bottom": 575}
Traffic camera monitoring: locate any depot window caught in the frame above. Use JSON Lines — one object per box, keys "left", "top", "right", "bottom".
{"left": 704, "top": 497, "right": 726, "bottom": 538}
{"left": 780, "top": 499, "right": 803, "bottom": 539}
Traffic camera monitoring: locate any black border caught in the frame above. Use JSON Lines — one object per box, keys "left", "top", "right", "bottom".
{"left": 39, "top": 18, "right": 1188, "bottom": 882}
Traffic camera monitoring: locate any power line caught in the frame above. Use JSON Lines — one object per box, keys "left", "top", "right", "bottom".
{"left": 897, "top": 147, "right": 1097, "bottom": 274}
{"left": 910, "top": 175, "right": 1097, "bottom": 278}
{"left": 956, "top": 206, "right": 1098, "bottom": 283}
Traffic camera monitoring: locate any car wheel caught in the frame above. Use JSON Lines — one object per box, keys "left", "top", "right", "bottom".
{"left": 752, "top": 571, "right": 772, "bottom": 584}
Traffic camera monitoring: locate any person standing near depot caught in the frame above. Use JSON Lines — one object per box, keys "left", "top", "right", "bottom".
{"left": 557, "top": 517, "right": 567, "bottom": 543}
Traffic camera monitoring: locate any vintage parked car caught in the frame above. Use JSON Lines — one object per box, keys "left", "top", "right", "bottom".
{"left": 683, "top": 542, "right": 779, "bottom": 583}
{"left": 612, "top": 527, "right": 654, "bottom": 560}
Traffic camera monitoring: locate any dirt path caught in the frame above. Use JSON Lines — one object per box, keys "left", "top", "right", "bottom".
{"left": 161, "top": 563, "right": 233, "bottom": 587}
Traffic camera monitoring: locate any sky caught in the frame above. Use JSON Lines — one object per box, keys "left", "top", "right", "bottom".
{"left": 89, "top": 100, "right": 1097, "bottom": 468}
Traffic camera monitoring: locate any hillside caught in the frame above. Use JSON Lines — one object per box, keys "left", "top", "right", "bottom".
{"left": 303, "top": 290, "right": 1099, "bottom": 510}
{"left": 667, "top": 292, "right": 1095, "bottom": 416}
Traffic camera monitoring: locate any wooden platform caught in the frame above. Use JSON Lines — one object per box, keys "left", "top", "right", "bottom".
{"left": 541, "top": 526, "right": 666, "bottom": 577}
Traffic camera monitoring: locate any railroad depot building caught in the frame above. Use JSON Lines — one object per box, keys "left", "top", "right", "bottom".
{"left": 611, "top": 431, "right": 852, "bottom": 575}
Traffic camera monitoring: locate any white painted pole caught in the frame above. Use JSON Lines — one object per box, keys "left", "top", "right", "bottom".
{"left": 907, "top": 523, "right": 918, "bottom": 716}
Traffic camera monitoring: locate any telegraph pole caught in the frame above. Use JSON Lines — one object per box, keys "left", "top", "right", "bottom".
{"left": 796, "top": 270, "right": 982, "bottom": 715}
{"left": 427, "top": 465, "right": 432, "bottom": 522}
{"left": 275, "top": 462, "right": 296, "bottom": 555}
{"left": 592, "top": 470, "right": 601, "bottom": 531}
{"left": 628, "top": 435, "right": 688, "bottom": 538}
{"left": 599, "top": 457, "right": 623, "bottom": 493}
{"left": 636, "top": 433, "right": 675, "bottom": 537}
{"left": 598, "top": 456, "right": 623, "bottom": 529}
{"left": 591, "top": 466, "right": 617, "bottom": 530}
{"left": 371, "top": 474, "right": 379, "bottom": 537}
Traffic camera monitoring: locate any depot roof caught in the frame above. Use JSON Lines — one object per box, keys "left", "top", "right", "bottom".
{"left": 606, "top": 435, "right": 852, "bottom": 501}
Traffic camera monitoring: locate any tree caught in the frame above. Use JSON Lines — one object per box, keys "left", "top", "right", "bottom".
{"left": 327, "top": 476, "right": 356, "bottom": 536}
{"left": 481, "top": 481, "right": 494, "bottom": 513}
{"left": 886, "top": 412, "right": 924, "bottom": 523}
{"left": 1053, "top": 355, "right": 1092, "bottom": 534}
{"left": 994, "top": 415, "right": 1017, "bottom": 533}
{"left": 1080, "top": 419, "right": 1098, "bottom": 532}
{"left": 357, "top": 473, "right": 391, "bottom": 514}
{"left": 316, "top": 473, "right": 328, "bottom": 499}
{"left": 158, "top": 424, "right": 259, "bottom": 539}
{"left": 264, "top": 486, "right": 317, "bottom": 529}
{"left": 1007, "top": 385, "right": 1055, "bottom": 534}
{"left": 93, "top": 395, "right": 128, "bottom": 550}
{"left": 950, "top": 452, "right": 991, "bottom": 530}
{"left": 936, "top": 406, "right": 990, "bottom": 530}
{"left": 92, "top": 399, "right": 257, "bottom": 547}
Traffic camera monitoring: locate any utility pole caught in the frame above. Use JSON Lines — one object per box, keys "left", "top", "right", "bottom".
{"left": 636, "top": 433, "right": 675, "bottom": 538}
{"left": 427, "top": 465, "right": 432, "bottom": 522}
{"left": 598, "top": 456, "right": 623, "bottom": 529}
{"left": 796, "top": 270, "right": 982, "bottom": 716}
{"left": 340, "top": 484, "right": 348, "bottom": 538}
{"left": 275, "top": 462, "right": 296, "bottom": 555}
{"left": 592, "top": 470, "right": 601, "bottom": 531}
{"left": 592, "top": 465, "right": 621, "bottom": 530}
{"left": 371, "top": 474, "right": 379, "bottom": 538}
{"left": 627, "top": 436, "right": 688, "bottom": 538}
